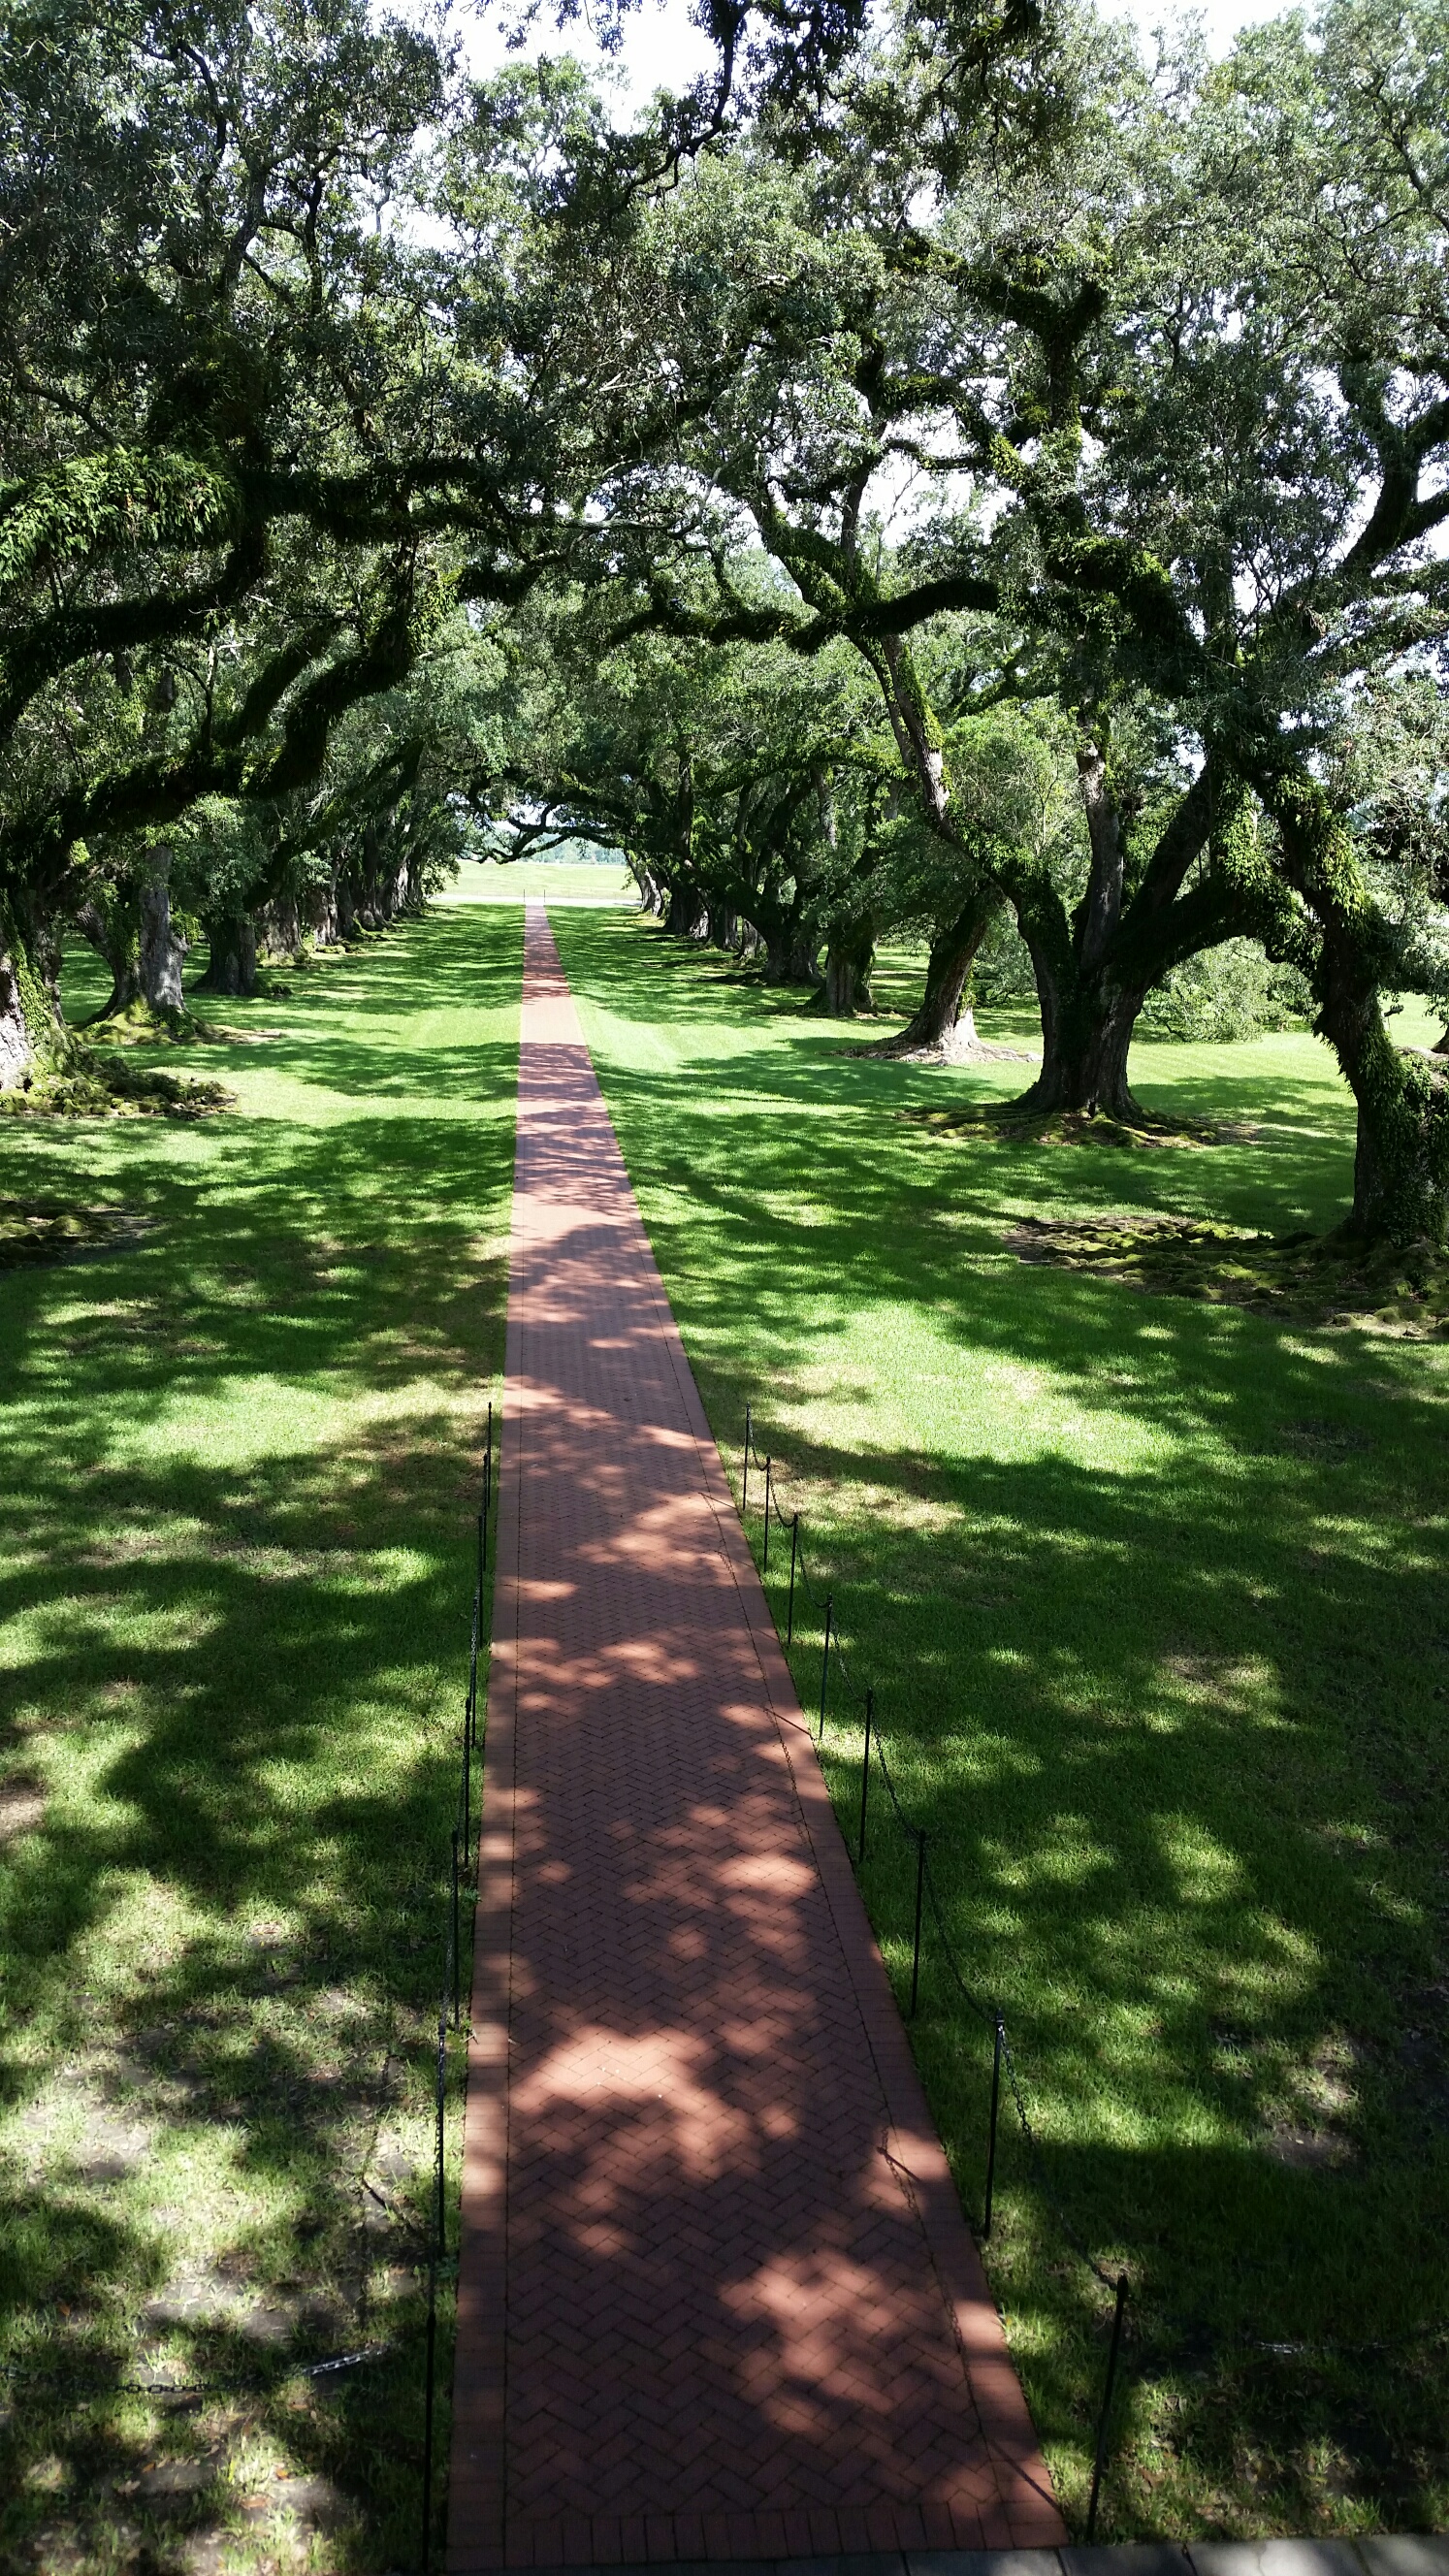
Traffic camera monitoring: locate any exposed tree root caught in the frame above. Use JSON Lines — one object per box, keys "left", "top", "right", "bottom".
{"left": 84, "top": 998, "right": 219, "bottom": 1046}
{"left": 0, "top": 1196, "right": 155, "bottom": 1270}
{"left": 855, "top": 1030, "right": 1036, "bottom": 1066}
{"left": 0, "top": 1048, "right": 233, "bottom": 1118}
{"left": 901, "top": 1103, "right": 1261, "bottom": 1147}
{"left": 1008, "top": 1211, "right": 1449, "bottom": 1336}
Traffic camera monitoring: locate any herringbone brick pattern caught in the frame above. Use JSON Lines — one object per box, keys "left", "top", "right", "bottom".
{"left": 448, "top": 903, "right": 1063, "bottom": 2571}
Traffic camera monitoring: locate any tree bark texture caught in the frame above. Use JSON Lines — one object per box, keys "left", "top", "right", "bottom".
{"left": 663, "top": 881, "right": 708, "bottom": 939}
{"left": 865, "top": 892, "right": 997, "bottom": 1059}
{"left": 1317, "top": 951, "right": 1449, "bottom": 1244}
{"left": 762, "top": 925, "right": 821, "bottom": 984}
{"left": 1012, "top": 740, "right": 1145, "bottom": 1115}
{"left": 139, "top": 878, "right": 187, "bottom": 1013}
{"left": 0, "top": 948, "right": 34, "bottom": 1087}
{"left": 1018, "top": 963, "right": 1145, "bottom": 1118}
{"left": 199, "top": 916, "right": 258, "bottom": 996}
{"left": 0, "top": 901, "right": 64, "bottom": 1087}
{"left": 1260, "top": 768, "right": 1449, "bottom": 1244}
{"left": 258, "top": 895, "right": 303, "bottom": 959}
{"left": 75, "top": 898, "right": 143, "bottom": 1017}
{"left": 821, "top": 928, "right": 875, "bottom": 1016}
{"left": 308, "top": 883, "right": 340, "bottom": 948}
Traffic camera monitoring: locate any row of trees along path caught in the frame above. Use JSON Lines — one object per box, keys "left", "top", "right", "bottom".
{"left": 446, "top": 898, "right": 1063, "bottom": 2570}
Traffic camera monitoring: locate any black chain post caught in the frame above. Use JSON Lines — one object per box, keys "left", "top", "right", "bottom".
{"left": 688, "top": 1389, "right": 1172, "bottom": 2489}
{"left": 982, "top": 2013, "right": 1004, "bottom": 2238}
{"left": 479, "top": 1402, "right": 492, "bottom": 1592}
{"left": 1085, "top": 2273, "right": 1130, "bottom": 2542}
{"left": 423, "top": 2009, "right": 446, "bottom": 2575}
{"left": 451, "top": 1829, "right": 461, "bottom": 2027}
{"left": 421, "top": 2255, "right": 436, "bottom": 2576}
{"left": 435, "top": 2012, "right": 446, "bottom": 2253}
{"left": 463, "top": 1704, "right": 471, "bottom": 1871}
{"left": 910, "top": 1831, "right": 927, "bottom": 2017}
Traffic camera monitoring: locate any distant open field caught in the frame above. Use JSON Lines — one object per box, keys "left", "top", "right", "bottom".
{"left": 444, "top": 857, "right": 637, "bottom": 904}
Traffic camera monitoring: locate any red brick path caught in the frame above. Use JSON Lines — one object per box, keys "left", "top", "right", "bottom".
{"left": 447, "top": 903, "right": 1064, "bottom": 2571}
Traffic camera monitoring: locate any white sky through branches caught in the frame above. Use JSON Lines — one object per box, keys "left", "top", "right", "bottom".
{"left": 460, "top": 0, "right": 1291, "bottom": 109}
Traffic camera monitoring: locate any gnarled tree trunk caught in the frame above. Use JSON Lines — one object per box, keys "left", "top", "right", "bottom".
{"left": 75, "top": 898, "right": 143, "bottom": 1018}
{"left": 1013, "top": 740, "right": 1147, "bottom": 1115}
{"left": 1018, "top": 965, "right": 1145, "bottom": 1118}
{"left": 139, "top": 877, "right": 187, "bottom": 1013}
{"left": 1260, "top": 767, "right": 1449, "bottom": 1245}
{"left": 258, "top": 895, "right": 302, "bottom": 960}
{"left": 0, "top": 897, "right": 65, "bottom": 1088}
{"left": 664, "top": 881, "right": 708, "bottom": 939}
{"left": 1319, "top": 961, "right": 1449, "bottom": 1246}
{"left": 199, "top": 915, "right": 258, "bottom": 996}
{"left": 820, "top": 927, "right": 875, "bottom": 1016}
{"left": 0, "top": 950, "right": 31, "bottom": 1088}
{"left": 864, "top": 890, "right": 999, "bottom": 1060}
{"left": 308, "top": 882, "right": 340, "bottom": 948}
{"left": 356, "top": 823, "right": 385, "bottom": 927}
{"left": 762, "top": 925, "right": 821, "bottom": 984}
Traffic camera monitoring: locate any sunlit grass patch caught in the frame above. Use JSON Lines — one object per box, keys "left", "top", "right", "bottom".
{"left": 553, "top": 903, "right": 1449, "bottom": 2546}
{"left": 0, "top": 905, "right": 519, "bottom": 2571}
{"left": 443, "top": 855, "right": 636, "bottom": 903}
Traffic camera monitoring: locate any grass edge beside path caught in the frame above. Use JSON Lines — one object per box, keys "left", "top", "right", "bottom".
{"left": 0, "top": 902, "right": 521, "bottom": 2575}
{"left": 552, "top": 901, "right": 1449, "bottom": 2550}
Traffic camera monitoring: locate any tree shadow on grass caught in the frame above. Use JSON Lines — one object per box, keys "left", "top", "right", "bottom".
{"left": 551, "top": 905, "right": 1449, "bottom": 2540}
{"left": 0, "top": 1434, "right": 475, "bottom": 2565}
{"left": 562, "top": 911, "right": 1358, "bottom": 1233}
{"left": 1, "top": 904, "right": 520, "bottom": 2571}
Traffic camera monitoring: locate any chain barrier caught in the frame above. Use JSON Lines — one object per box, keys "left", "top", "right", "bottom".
{"left": 0, "top": 2343, "right": 398, "bottom": 2400}
{"left": 739, "top": 1395, "right": 1432, "bottom": 2537}
{"left": 421, "top": 1398, "right": 495, "bottom": 2573}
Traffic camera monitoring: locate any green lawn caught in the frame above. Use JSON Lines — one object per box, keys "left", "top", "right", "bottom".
{"left": 6, "top": 892, "right": 1445, "bottom": 2557}
{"left": 550, "top": 904, "right": 1449, "bottom": 2546}
{"left": 0, "top": 906, "right": 519, "bottom": 2570}
{"left": 444, "top": 857, "right": 637, "bottom": 904}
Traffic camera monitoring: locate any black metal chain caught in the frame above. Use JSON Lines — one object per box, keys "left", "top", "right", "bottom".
{"left": 0, "top": 2340, "right": 397, "bottom": 2401}
{"left": 741, "top": 1401, "right": 1449, "bottom": 2382}
{"left": 747, "top": 1414, "right": 1122, "bottom": 2263}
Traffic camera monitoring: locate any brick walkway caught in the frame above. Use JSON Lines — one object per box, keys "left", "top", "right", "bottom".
{"left": 448, "top": 903, "right": 1064, "bottom": 2572}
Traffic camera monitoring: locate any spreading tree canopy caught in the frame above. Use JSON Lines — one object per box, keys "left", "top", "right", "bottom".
{"left": 3, "top": 0, "right": 1447, "bottom": 1240}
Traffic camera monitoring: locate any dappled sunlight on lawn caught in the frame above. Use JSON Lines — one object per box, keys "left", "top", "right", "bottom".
{"left": 554, "top": 903, "right": 1449, "bottom": 2544}
{"left": 0, "top": 907, "right": 521, "bottom": 2570}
